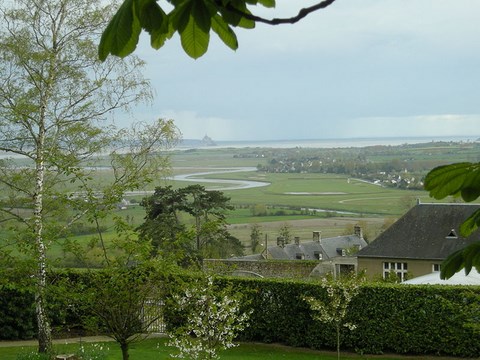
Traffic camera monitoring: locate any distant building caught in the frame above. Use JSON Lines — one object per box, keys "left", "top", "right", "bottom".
{"left": 201, "top": 134, "right": 216, "bottom": 146}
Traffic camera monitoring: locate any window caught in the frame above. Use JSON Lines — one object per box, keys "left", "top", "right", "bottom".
{"left": 432, "top": 264, "right": 441, "bottom": 272}
{"left": 314, "top": 251, "right": 323, "bottom": 260}
{"left": 295, "top": 253, "right": 305, "bottom": 260}
{"left": 446, "top": 229, "right": 458, "bottom": 239}
{"left": 383, "top": 262, "right": 408, "bottom": 282}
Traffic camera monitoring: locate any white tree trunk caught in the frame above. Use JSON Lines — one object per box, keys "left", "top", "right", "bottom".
{"left": 33, "top": 119, "right": 52, "bottom": 354}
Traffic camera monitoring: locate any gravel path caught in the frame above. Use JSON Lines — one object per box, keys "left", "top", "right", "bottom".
{"left": 0, "top": 336, "right": 114, "bottom": 348}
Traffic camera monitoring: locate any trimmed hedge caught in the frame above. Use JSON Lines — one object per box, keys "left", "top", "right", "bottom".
{"left": 215, "top": 277, "right": 480, "bottom": 357}
{"left": 0, "top": 284, "right": 36, "bottom": 340}
{"left": 2, "top": 270, "right": 480, "bottom": 357}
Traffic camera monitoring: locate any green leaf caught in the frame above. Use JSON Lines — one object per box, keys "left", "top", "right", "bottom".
{"left": 424, "top": 162, "right": 480, "bottom": 201}
{"left": 440, "top": 248, "right": 465, "bottom": 279}
{"left": 178, "top": 0, "right": 212, "bottom": 59}
{"left": 441, "top": 242, "right": 480, "bottom": 279}
{"left": 99, "top": 0, "right": 141, "bottom": 60}
{"left": 256, "top": 0, "right": 275, "bottom": 8}
{"left": 244, "top": 0, "right": 275, "bottom": 7}
{"left": 135, "top": 0, "right": 170, "bottom": 49}
{"left": 211, "top": 14, "right": 238, "bottom": 50}
{"left": 460, "top": 209, "right": 480, "bottom": 237}
{"left": 219, "top": 1, "right": 256, "bottom": 29}
{"left": 169, "top": 0, "right": 194, "bottom": 32}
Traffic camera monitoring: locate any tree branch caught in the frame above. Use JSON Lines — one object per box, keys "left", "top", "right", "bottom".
{"left": 226, "top": 0, "right": 337, "bottom": 25}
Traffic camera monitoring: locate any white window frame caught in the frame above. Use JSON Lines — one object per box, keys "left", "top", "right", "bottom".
{"left": 383, "top": 262, "right": 408, "bottom": 281}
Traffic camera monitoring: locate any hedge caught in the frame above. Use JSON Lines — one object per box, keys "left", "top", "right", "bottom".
{"left": 215, "top": 277, "right": 480, "bottom": 357}
{"left": 2, "top": 270, "right": 480, "bottom": 357}
{"left": 0, "top": 284, "right": 36, "bottom": 340}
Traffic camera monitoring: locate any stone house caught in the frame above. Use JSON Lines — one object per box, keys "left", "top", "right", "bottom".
{"left": 207, "top": 226, "right": 367, "bottom": 278}
{"left": 357, "top": 202, "right": 480, "bottom": 281}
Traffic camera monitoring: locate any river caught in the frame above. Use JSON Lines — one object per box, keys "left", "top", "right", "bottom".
{"left": 172, "top": 167, "right": 270, "bottom": 191}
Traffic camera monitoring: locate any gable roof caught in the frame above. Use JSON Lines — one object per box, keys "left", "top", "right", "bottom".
{"left": 357, "top": 203, "right": 480, "bottom": 260}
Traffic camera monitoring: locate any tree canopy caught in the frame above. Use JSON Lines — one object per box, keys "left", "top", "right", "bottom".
{"left": 138, "top": 185, "right": 243, "bottom": 264}
{"left": 99, "top": 0, "right": 337, "bottom": 59}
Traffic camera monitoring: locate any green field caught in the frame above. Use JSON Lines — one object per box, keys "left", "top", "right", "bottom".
{"left": 1, "top": 144, "right": 471, "bottom": 261}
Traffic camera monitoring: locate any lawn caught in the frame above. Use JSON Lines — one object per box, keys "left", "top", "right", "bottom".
{"left": 0, "top": 338, "right": 465, "bottom": 360}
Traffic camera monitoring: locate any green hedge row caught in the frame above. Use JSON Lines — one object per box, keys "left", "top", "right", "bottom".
{"left": 2, "top": 270, "right": 480, "bottom": 357}
{"left": 216, "top": 277, "right": 480, "bottom": 357}
{"left": 0, "top": 284, "right": 36, "bottom": 340}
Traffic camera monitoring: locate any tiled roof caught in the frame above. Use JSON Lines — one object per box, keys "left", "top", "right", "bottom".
{"left": 357, "top": 203, "right": 480, "bottom": 260}
{"left": 267, "top": 234, "right": 366, "bottom": 260}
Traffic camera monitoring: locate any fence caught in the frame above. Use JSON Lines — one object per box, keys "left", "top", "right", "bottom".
{"left": 142, "top": 299, "right": 166, "bottom": 333}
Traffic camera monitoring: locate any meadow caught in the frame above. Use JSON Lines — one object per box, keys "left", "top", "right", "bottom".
{"left": 1, "top": 142, "right": 470, "bottom": 261}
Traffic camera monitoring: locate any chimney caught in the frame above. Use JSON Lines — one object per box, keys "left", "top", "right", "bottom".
{"left": 277, "top": 236, "right": 285, "bottom": 248}
{"left": 313, "top": 231, "right": 321, "bottom": 243}
{"left": 294, "top": 236, "right": 300, "bottom": 246}
{"left": 354, "top": 225, "right": 363, "bottom": 239}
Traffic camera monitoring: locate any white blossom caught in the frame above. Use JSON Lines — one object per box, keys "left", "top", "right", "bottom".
{"left": 167, "top": 276, "right": 252, "bottom": 360}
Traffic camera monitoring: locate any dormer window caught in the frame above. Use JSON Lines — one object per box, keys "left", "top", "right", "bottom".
{"left": 314, "top": 251, "right": 323, "bottom": 260}
{"left": 446, "top": 229, "right": 458, "bottom": 239}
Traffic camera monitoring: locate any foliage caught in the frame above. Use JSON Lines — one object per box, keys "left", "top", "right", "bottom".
{"left": 213, "top": 278, "right": 480, "bottom": 357}
{"left": 138, "top": 185, "right": 242, "bottom": 263}
{"left": 0, "top": 284, "right": 36, "bottom": 340}
{"left": 278, "top": 223, "right": 292, "bottom": 244}
{"left": 424, "top": 162, "right": 480, "bottom": 278}
{"left": 304, "top": 276, "right": 363, "bottom": 360}
{"left": 0, "top": 0, "right": 178, "bottom": 353}
{"left": 249, "top": 224, "right": 262, "bottom": 253}
{"left": 99, "top": 0, "right": 337, "bottom": 59}
{"left": 168, "top": 276, "right": 251, "bottom": 360}
{"left": 2, "top": 271, "right": 480, "bottom": 357}
{"left": 80, "top": 263, "right": 169, "bottom": 360}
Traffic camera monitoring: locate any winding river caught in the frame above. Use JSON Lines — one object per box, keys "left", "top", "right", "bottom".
{"left": 172, "top": 167, "right": 270, "bottom": 191}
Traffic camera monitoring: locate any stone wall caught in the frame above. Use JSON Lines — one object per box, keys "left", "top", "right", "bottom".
{"left": 203, "top": 259, "right": 321, "bottom": 279}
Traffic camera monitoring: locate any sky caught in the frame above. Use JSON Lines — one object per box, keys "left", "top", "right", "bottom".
{"left": 129, "top": 0, "right": 480, "bottom": 141}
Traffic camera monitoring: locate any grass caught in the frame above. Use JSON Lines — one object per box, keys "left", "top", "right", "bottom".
{"left": 0, "top": 338, "right": 466, "bottom": 360}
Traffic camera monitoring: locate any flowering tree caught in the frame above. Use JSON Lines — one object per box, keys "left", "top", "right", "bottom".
{"left": 304, "top": 275, "right": 363, "bottom": 360}
{"left": 168, "top": 276, "right": 251, "bottom": 360}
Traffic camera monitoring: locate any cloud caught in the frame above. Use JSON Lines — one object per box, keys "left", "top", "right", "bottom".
{"left": 158, "top": 110, "right": 237, "bottom": 139}
{"left": 133, "top": 0, "right": 480, "bottom": 141}
{"left": 340, "top": 114, "right": 480, "bottom": 138}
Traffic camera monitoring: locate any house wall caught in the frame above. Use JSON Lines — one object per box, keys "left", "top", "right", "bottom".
{"left": 358, "top": 257, "right": 443, "bottom": 281}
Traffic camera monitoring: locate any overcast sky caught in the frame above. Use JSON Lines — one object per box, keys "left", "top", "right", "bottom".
{"left": 128, "top": 0, "right": 480, "bottom": 141}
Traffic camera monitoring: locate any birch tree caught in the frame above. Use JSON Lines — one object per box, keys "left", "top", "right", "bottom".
{"left": 0, "top": 0, "right": 176, "bottom": 354}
